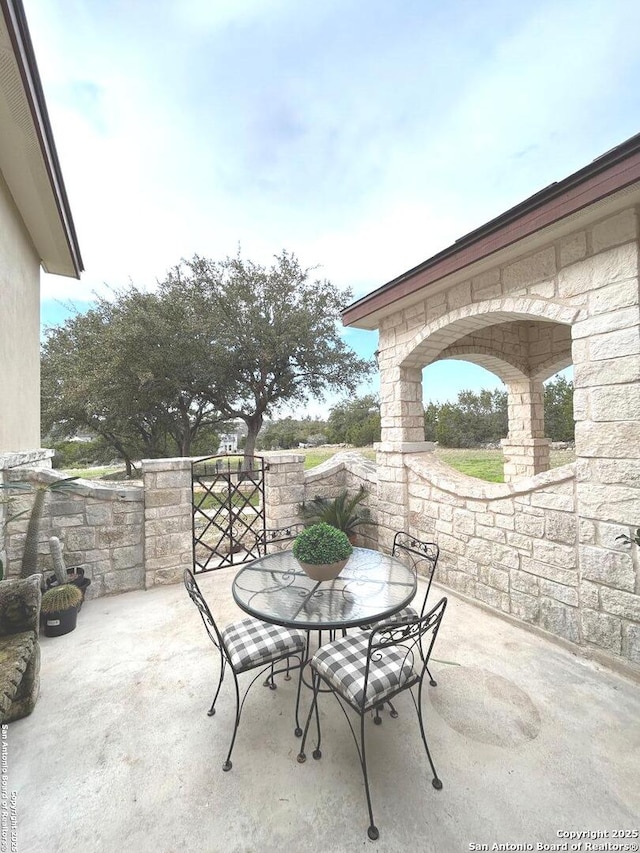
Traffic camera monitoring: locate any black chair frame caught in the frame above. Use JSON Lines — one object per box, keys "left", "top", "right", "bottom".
{"left": 184, "top": 569, "right": 304, "bottom": 771}
{"left": 297, "top": 597, "right": 448, "bottom": 841}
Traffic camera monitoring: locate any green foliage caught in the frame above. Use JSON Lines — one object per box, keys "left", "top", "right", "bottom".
{"left": 434, "top": 389, "right": 508, "bottom": 448}
{"left": 161, "top": 251, "right": 373, "bottom": 458}
{"left": 292, "top": 523, "right": 353, "bottom": 565}
{"left": 299, "top": 486, "right": 370, "bottom": 536}
{"left": 616, "top": 527, "right": 640, "bottom": 547}
{"left": 423, "top": 377, "right": 574, "bottom": 447}
{"left": 543, "top": 375, "right": 574, "bottom": 441}
{"left": 41, "top": 583, "right": 83, "bottom": 614}
{"left": 326, "top": 395, "right": 380, "bottom": 446}
{"left": 49, "top": 438, "right": 115, "bottom": 470}
{"left": 41, "top": 287, "right": 223, "bottom": 471}
{"left": 42, "top": 250, "right": 371, "bottom": 465}
{"left": 257, "top": 417, "right": 327, "bottom": 451}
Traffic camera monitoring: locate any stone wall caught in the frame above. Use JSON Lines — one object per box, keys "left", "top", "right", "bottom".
{"left": 303, "top": 450, "right": 379, "bottom": 549}
{"left": 3, "top": 467, "right": 144, "bottom": 597}
{"left": 401, "top": 451, "right": 579, "bottom": 641}
{"left": 374, "top": 205, "right": 640, "bottom": 672}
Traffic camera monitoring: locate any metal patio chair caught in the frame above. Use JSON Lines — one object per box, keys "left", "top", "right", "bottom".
{"left": 297, "top": 597, "right": 448, "bottom": 841}
{"left": 183, "top": 569, "right": 306, "bottom": 771}
{"left": 258, "top": 522, "right": 305, "bottom": 556}
{"left": 365, "top": 533, "right": 440, "bottom": 695}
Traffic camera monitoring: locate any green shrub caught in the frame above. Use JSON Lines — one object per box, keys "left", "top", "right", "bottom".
{"left": 292, "top": 523, "right": 353, "bottom": 565}
{"left": 41, "top": 583, "right": 83, "bottom": 614}
{"left": 298, "top": 486, "right": 370, "bottom": 537}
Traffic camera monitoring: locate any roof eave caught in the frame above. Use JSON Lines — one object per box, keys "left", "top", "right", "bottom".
{"left": 1, "top": 0, "right": 83, "bottom": 278}
{"left": 343, "top": 132, "right": 640, "bottom": 329}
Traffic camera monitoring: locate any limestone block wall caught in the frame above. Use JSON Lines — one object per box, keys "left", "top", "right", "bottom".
{"left": 374, "top": 205, "right": 640, "bottom": 671}
{"left": 402, "top": 452, "right": 580, "bottom": 641}
{"left": 3, "top": 467, "right": 144, "bottom": 597}
{"left": 303, "top": 450, "right": 379, "bottom": 549}
{"left": 142, "top": 458, "right": 192, "bottom": 589}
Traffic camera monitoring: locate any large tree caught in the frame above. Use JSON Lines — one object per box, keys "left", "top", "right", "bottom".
{"left": 42, "top": 250, "right": 371, "bottom": 465}
{"left": 41, "top": 288, "right": 227, "bottom": 472}
{"left": 326, "top": 394, "right": 380, "bottom": 446}
{"left": 159, "top": 251, "right": 373, "bottom": 458}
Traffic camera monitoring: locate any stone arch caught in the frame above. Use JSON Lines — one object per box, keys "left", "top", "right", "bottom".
{"left": 398, "top": 297, "right": 581, "bottom": 371}
{"left": 381, "top": 297, "right": 581, "bottom": 479}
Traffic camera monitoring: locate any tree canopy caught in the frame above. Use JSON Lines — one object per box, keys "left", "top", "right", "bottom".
{"left": 41, "top": 250, "right": 373, "bottom": 465}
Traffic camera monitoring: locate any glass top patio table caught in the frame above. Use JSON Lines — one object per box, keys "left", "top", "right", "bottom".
{"left": 232, "top": 547, "right": 416, "bottom": 631}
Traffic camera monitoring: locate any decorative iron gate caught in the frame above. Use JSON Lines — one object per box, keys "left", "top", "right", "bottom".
{"left": 192, "top": 454, "right": 268, "bottom": 573}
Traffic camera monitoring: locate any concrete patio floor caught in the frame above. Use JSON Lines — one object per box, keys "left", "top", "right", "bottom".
{"left": 8, "top": 569, "right": 640, "bottom": 853}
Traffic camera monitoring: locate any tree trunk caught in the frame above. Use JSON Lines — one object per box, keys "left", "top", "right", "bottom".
{"left": 243, "top": 413, "right": 263, "bottom": 467}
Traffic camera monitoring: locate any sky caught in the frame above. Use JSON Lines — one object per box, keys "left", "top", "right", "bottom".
{"left": 27, "top": 0, "right": 640, "bottom": 417}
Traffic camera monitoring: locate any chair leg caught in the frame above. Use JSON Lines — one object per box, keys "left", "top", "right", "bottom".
{"left": 373, "top": 704, "right": 383, "bottom": 725}
{"left": 208, "top": 657, "right": 226, "bottom": 716}
{"left": 426, "top": 663, "right": 437, "bottom": 688}
{"left": 222, "top": 671, "right": 241, "bottom": 772}
{"left": 263, "top": 663, "right": 277, "bottom": 690}
{"left": 297, "top": 670, "right": 322, "bottom": 762}
{"left": 294, "top": 631, "right": 312, "bottom": 736}
{"left": 415, "top": 681, "right": 441, "bottom": 790}
{"left": 360, "top": 710, "right": 379, "bottom": 840}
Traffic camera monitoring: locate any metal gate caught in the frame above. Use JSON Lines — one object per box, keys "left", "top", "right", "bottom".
{"left": 192, "top": 454, "right": 267, "bottom": 573}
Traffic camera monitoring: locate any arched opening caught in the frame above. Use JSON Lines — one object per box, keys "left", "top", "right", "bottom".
{"left": 385, "top": 304, "right": 576, "bottom": 482}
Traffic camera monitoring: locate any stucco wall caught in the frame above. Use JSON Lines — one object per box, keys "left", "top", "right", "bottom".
{"left": 375, "top": 206, "right": 640, "bottom": 671}
{"left": 0, "top": 171, "right": 41, "bottom": 452}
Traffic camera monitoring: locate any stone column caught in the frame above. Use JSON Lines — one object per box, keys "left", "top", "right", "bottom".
{"left": 142, "top": 458, "right": 193, "bottom": 589}
{"left": 502, "top": 378, "right": 550, "bottom": 481}
{"left": 374, "top": 441, "right": 435, "bottom": 554}
{"left": 570, "top": 252, "right": 640, "bottom": 663}
{"left": 264, "top": 452, "right": 305, "bottom": 534}
{"left": 379, "top": 365, "right": 425, "bottom": 444}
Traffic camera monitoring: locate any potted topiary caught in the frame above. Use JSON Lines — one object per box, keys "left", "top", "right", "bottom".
{"left": 292, "top": 522, "right": 353, "bottom": 582}
{"left": 41, "top": 583, "right": 83, "bottom": 637}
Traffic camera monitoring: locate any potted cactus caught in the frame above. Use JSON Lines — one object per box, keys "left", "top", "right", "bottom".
{"left": 41, "top": 583, "right": 83, "bottom": 637}
{"left": 292, "top": 522, "right": 353, "bottom": 582}
{"left": 46, "top": 537, "right": 91, "bottom": 605}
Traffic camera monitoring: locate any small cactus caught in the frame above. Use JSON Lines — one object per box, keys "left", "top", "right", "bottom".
{"left": 49, "top": 536, "right": 68, "bottom": 585}
{"left": 41, "top": 583, "right": 82, "bottom": 614}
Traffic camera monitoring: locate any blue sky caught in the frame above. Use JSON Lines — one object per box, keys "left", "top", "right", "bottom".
{"left": 28, "top": 0, "right": 640, "bottom": 415}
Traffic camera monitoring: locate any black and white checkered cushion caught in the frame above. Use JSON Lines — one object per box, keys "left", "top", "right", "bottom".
{"left": 362, "top": 605, "right": 418, "bottom": 631}
{"left": 221, "top": 619, "right": 306, "bottom": 672}
{"left": 312, "top": 632, "right": 416, "bottom": 710}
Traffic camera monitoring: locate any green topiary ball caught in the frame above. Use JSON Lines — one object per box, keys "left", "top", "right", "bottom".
{"left": 292, "top": 523, "right": 353, "bottom": 565}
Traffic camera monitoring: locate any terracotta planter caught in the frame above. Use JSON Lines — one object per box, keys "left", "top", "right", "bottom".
{"left": 297, "top": 558, "right": 348, "bottom": 582}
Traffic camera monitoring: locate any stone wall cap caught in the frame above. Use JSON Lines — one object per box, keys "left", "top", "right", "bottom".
{"left": 304, "top": 450, "right": 377, "bottom": 483}
{"left": 404, "top": 454, "right": 575, "bottom": 500}
{"left": 375, "top": 441, "right": 436, "bottom": 453}
{"left": 0, "top": 449, "right": 54, "bottom": 470}
{"left": 4, "top": 467, "right": 143, "bottom": 500}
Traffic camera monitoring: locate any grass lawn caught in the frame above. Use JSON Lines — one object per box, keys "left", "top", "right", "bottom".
{"left": 63, "top": 446, "right": 574, "bottom": 484}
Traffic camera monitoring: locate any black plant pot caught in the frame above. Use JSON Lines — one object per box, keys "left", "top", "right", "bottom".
{"left": 46, "top": 569, "right": 91, "bottom": 601}
{"left": 43, "top": 606, "right": 78, "bottom": 637}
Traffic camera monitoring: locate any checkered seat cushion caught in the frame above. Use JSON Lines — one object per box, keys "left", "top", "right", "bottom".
{"left": 312, "top": 632, "right": 416, "bottom": 711}
{"left": 362, "top": 606, "right": 418, "bottom": 631}
{"left": 221, "top": 618, "right": 306, "bottom": 672}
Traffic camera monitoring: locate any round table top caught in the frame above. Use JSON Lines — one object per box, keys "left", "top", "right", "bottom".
{"left": 232, "top": 547, "right": 416, "bottom": 631}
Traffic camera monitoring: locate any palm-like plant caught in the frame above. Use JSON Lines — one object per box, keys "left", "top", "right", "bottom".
{"left": 0, "top": 477, "right": 78, "bottom": 578}
{"left": 298, "top": 486, "right": 371, "bottom": 538}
